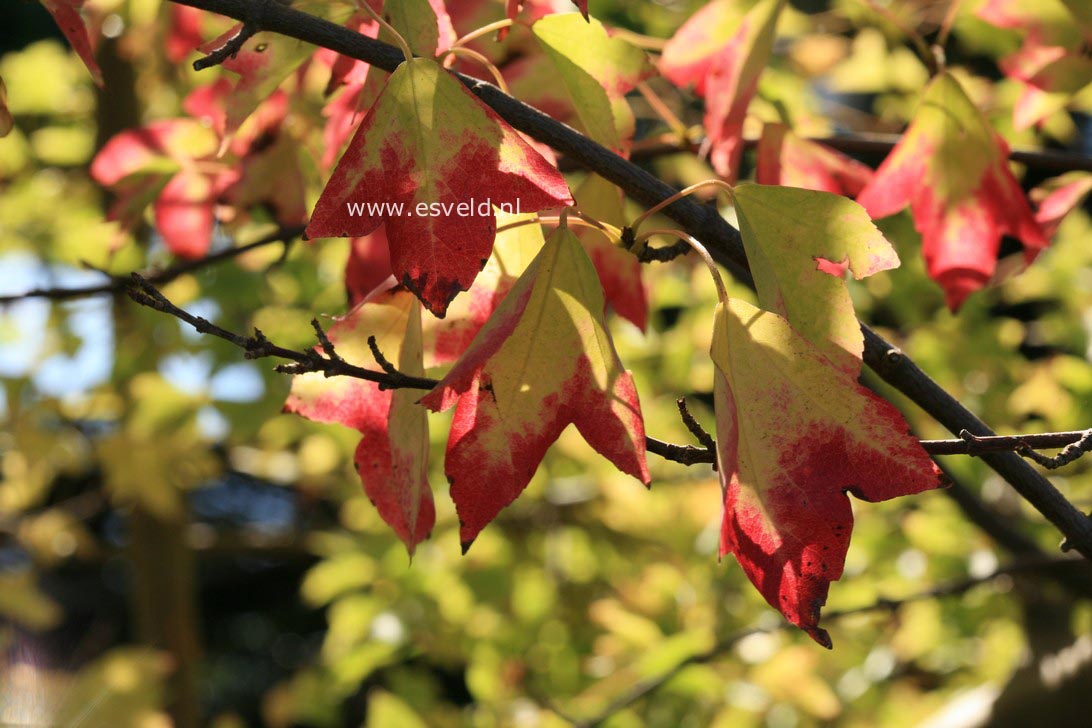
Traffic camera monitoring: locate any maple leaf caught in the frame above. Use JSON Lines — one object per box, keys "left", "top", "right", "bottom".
{"left": 306, "top": 57, "right": 573, "bottom": 318}
{"left": 420, "top": 226, "right": 650, "bottom": 550}
{"left": 755, "top": 124, "right": 873, "bottom": 198}
{"left": 711, "top": 298, "right": 942, "bottom": 647}
{"left": 197, "top": 26, "right": 312, "bottom": 138}
{"left": 977, "top": 0, "right": 1092, "bottom": 129}
{"left": 856, "top": 73, "right": 1048, "bottom": 311}
{"left": 659, "top": 0, "right": 748, "bottom": 96}
{"left": 40, "top": 0, "right": 103, "bottom": 87}
{"left": 1031, "top": 171, "right": 1092, "bottom": 239}
{"left": 90, "top": 120, "right": 231, "bottom": 258}
{"left": 285, "top": 288, "right": 434, "bottom": 555}
{"left": 660, "top": 0, "right": 784, "bottom": 180}
{"left": 572, "top": 174, "right": 648, "bottom": 331}
{"left": 526, "top": 14, "right": 653, "bottom": 153}
{"left": 732, "top": 183, "right": 899, "bottom": 373}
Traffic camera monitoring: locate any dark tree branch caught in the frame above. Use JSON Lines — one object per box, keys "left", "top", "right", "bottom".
{"left": 192, "top": 20, "right": 258, "bottom": 71}
{"left": 162, "top": 0, "right": 1092, "bottom": 558}
{"left": 562, "top": 554, "right": 1088, "bottom": 727}
{"left": 0, "top": 224, "right": 305, "bottom": 306}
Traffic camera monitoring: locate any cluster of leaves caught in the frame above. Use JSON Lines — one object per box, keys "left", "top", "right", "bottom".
{"left": 4, "top": 0, "right": 1092, "bottom": 724}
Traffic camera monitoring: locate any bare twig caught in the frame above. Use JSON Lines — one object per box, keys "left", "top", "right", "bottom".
{"left": 563, "top": 554, "right": 1086, "bottom": 727}
{"left": 0, "top": 224, "right": 305, "bottom": 306}
{"left": 676, "top": 398, "right": 716, "bottom": 453}
{"left": 366, "top": 334, "right": 399, "bottom": 376}
{"left": 193, "top": 21, "right": 259, "bottom": 71}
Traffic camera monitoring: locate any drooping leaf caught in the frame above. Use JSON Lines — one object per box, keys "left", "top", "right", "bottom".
{"left": 755, "top": 124, "right": 873, "bottom": 198}
{"left": 659, "top": 0, "right": 747, "bottom": 96}
{"left": 856, "top": 72, "right": 1048, "bottom": 310}
{"left": 977, "top": 0, "right": 1092, "bottom": 129}
{"left": 572, "top": 174, "right": 648, "bottom": 330}
{"left": 732, "top": 182, "right": 899, "bottom": 372}
{"left": 285, "top": 287, "right": 434, "bottom": 555}
{"left": 40, "top": 0, "right": 103, "bottom": 87}
{"left": 420, "top": 225, "right": 650, "bottom": 549}
{"left": 528, "top": 14, "right": 653, "bottom": 153}
{"left": 197, "top": 26, "right": 312, "bottom": 137}
{"left": 698, "top": 0, "right": 785, "bottom": 180}
{"left": 711, "top": 298, "right": 942, "bottom": 647}
{"left": 90, "top": 119, "right": 228, "bottom": 258}
{"left": 306, "top": 57, "right": 573, "bottom": 317}
{"left": 1031, "top": 171, "right": 1092, "bottom": 239}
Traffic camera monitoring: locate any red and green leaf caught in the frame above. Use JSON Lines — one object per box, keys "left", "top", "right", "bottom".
{"left": 732, "top": 183, "right": 899, "bottom": 372}
{"left": 1031, "top": 171, "right": 1092, "bottom": 239}
{"left": 856, "top": 73, "right": 1048, "bottom": 310}
{"left": 285, "top": 288, "right": 434, "bottom": 555}
{"left": 420, "top": 225, "right": 650, "bottom": 550}
{"left": 686, "top": 0, "right": 784, "bottom": 180}
{"left": 306, "top": 57, "right": 573, "bottom": 317}
{"left": 40, "top": 0, "right": 103, "bottom": 86}
{"left": 756, "top": 124, "right": 873, "bottom": 198}
{"left": 711, "top": 298, "right": 942, "bottom": 647}
{"left": 528, "top": 14, "right": 653, "bottom": 153}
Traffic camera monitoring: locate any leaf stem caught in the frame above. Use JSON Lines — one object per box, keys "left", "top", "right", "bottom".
{"left": 451, "top": 19, "right": 515, "bottom": 48}
{"left": 629, "top": 179, "right": 735, "bottom": 234}
{"left": 441, "top": 47, "right": 510, "bottom": 94}
{"left": 635, "top": 81, "right": 690, "bottom": 142}
{"left": 637, "top": 228, "right": 727, "bottom": 306}
{"left": 357, "top": 1, "right": 413, "bottom": 64}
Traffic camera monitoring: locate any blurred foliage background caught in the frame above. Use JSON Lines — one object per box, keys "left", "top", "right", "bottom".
{"left": 2, "top": 0, "right": 1092, "bottom": 726}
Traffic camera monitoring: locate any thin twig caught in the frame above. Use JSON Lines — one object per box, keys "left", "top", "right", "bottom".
{"left": 0, "top": 224, "right": 304, "bottom": 306}
{"left": 564, "top": 554, "right": 1085, "bottom": 727}
{"left": 677, "top": 398, "right": 716, "bottom": 452}
{"left": 193, "top": 20, "right": 259, "bottom": 71}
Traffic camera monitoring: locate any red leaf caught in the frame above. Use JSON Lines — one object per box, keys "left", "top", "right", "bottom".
{"left": 712, "top": 299, "right": 942, "bottom": 646}
{"left": 856, "top": 73, "right": 1048, "bottom": 310}
{"left": 285, "top": 289, "right": 434, "bottom": 554}
{"left": 756, "top": 123, "right": 873, "bottom": 197}
{"left": 420, "top": 226, "right": 649, "bottom": 549}
{"left": 1032, "top": 171, "right": 1092, "bottom": 239}
{"left": 40, "top": 0, "right": 103, "bottom": 86}
{"left": 507, "top": 1, "right": 590, "bottom": 23}
{"left": 165, "top": 5, "right": 206, "bottom": 64}
{"left": 306, "top": 58, "right": 572, "bottom": 317}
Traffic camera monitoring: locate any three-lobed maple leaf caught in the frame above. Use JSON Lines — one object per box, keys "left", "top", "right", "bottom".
{"left": 714, "top": 184, "right": 941, "bottom": 645}
{"left": 856, "top": 72, "right": 1048, "bottom": 311}
{"left": 285, "top": 287, "right": 434, "bottom": 555}
{"left": 420, "top": 225, "right": 650, "bottom": 550}
{"left": 711, "top": 297, "right": 942, "bottom": 647}
{"left": 40, "top": 0, "right": 103, "bottom": 86}
{"left": 660, "top": 0, "right": 785, "bottom": 181}
{"left": 306, "top": 57, "right": 573, "bottom": 318}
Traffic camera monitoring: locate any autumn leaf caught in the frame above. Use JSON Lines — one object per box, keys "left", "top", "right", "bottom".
{"left": 346, "top": 230, "right": 395, "bottom": 307}
{"left": 1031, "top": 171, "right": 1092, "bottom": 239}
{"left": 420, "top": 225, "right": 650, "bottom": 550}
{"left": 165, "top": 4, "right": 208, "bottom": 64}
{"left": 659, "top": 0, "right": 748, "bottom": 95}
{"left": 711, "top": 298, "right": 942, "bottom": 647}
{"left": 306, "top": 57, "right": 573, "bottom": 318}
{"left": 755, "top": 124, "right": 873, "bottom": 198}
{"left": 527, "top": 14, "right": 653, "bottom": 153}
{"left": 977, "top": 0, "right": 1092, "bottom": 129}
{"left": 732, "top": 183, "right": 899, "bottom": 372}
{"left": 572, "top": 174, "right": 648, "bottom": 330}
{"left": 40, "top": 0, "right": 103, "bottom": 86}
{"left": 285, "top": 288, "right": 434, "bottom": 555}
{"left": 507, "top": 0, "right": 590, "bottom": 23}
{"left": 856, "top": 72, "right": 1048, "bottom": 311}
{"left": 197, "top": 26, "right": 312, "bottom": 137}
